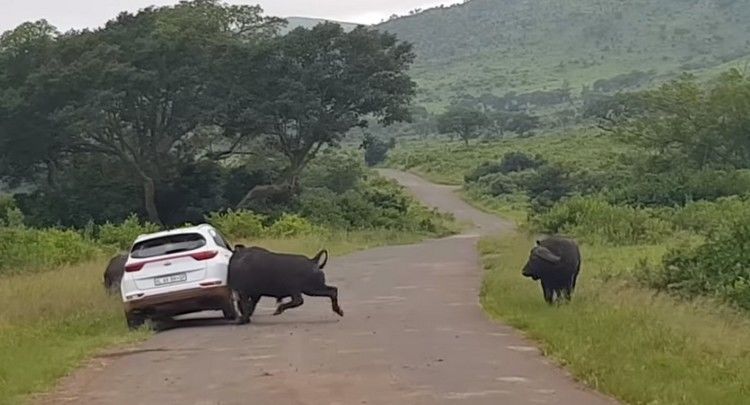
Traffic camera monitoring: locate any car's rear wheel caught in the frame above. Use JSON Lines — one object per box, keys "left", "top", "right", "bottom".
{"left": 227, "top": 290, "right": 250, "bottom": 325}
{"left": 125, "top": 311, "right": 147, "bottom": 331}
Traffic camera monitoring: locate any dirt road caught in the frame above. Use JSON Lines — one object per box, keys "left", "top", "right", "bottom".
{"left": 36, "top": 170, "right": 614, "bottom": 405}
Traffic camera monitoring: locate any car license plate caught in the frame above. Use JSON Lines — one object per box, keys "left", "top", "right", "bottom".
{"left": 154, "top": 273, "right": 187, "bottom": 286}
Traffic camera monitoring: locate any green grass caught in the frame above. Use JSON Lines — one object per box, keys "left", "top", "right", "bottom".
{"left": 480, "top": 233, "right": 750, "bottom": 405}
{"left": 389, "top": 129, "right": 629, "bottom": 185}
{"left": 459, "top": 189, "right": 529, "bottom": 227}
{"left": 0, "top": 229, "right": 438, "bottom": 405}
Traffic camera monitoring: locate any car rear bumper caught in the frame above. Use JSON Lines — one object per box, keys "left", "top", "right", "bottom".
{"left": 124, "top": 285, "right": 231, "bottom": 316}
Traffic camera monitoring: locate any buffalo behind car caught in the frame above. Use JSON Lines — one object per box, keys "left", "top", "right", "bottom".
{"left": 228, "top": 246, "right": 342, "bottom": 323}
{"left": 103, "top": 253, "right": 128, "bottom": 295}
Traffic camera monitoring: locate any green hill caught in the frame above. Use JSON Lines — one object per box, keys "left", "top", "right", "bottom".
{"left": 377, "top": 0, "right": 750, "bottom": 109}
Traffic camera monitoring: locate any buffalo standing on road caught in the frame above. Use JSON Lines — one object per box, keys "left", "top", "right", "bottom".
{"left": 228, "top": 246, "right": 342, "bottom": 324}
{"left": 521, "top": 236, "right": 581, "bottom": 304}
{"left": 103, "top": 253, "right": 128, "bottom": 295}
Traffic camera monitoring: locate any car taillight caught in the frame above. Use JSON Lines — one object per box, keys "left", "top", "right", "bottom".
{"left": 125, "top": 262, "right": 145, "bottom": 272}
{"left": 191, "top": 250, "right": 218, "bottom": 261}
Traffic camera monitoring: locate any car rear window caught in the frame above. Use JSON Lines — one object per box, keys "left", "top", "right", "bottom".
{"left": 130, "top": 233, "right": 207, "bottom": 259}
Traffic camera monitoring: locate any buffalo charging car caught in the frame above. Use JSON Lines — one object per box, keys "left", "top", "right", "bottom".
{"left": 119, "top": 224, "right": 244, "bottom": 329}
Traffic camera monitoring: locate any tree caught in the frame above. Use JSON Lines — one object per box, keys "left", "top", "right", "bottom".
{"left": 436, "top": 106, "right": 489, "bottom": 145}
{"left": 620, "top": 70, "right": 750, "bottom": 170}
{"left": 234, "top": 23, "right": 416, "bottom": 208}
{"left": 502, "top": 112, "right": 541, "bottom": 136}
{"left": 0, "top": 1, "right": 284, "bottom": 224}
{"left": 0, "top": 20, "right": 65, "bottom": 187}
{"left": 360, "top": 134, "right": 396, "bottom": 167}
{"left": 0, "top": 2, "right": 417, "bottom": 225}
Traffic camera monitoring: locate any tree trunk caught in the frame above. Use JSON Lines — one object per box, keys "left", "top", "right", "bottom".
{"left": 235, "top": 182, "right": 295, "bottom": 209}
{"left": 142, "top": 177, "right": 162, "bottom": 226}
{"left": 235, "top": 163, "right": 304, "bottom": 210}
{"left": 45, "top": 159, "right": 59, "bottom": 190}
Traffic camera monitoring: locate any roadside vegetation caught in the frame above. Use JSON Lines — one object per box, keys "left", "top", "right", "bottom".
{"left": 480, "top": 235, "right": 750, "bottom": 405}
{"left": 391, "top": 68, "right": 750, "bottom": 403}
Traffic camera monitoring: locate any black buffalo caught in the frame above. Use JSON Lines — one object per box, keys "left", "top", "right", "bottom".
{"left": 103, "top": 253, "right": 128, "bottom": 294}
{"left": 521, "top": 236, "right": 581, "bottom": 304}
{"left": 228, "top": 246, "right": 341, "bottom": 323}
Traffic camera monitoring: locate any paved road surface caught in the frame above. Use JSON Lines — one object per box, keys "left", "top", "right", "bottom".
{"left": 35, "top": 170, "right": 615, "bottom": 405}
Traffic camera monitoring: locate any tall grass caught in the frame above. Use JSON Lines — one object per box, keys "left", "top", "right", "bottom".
{"left": 0, "top": 259, "right": 147, "bottom": 405}
{"left": 0, "top": 227, "right": 101, "bottom": 275}
{"left": 480, "top": 234, "right": 750, "bottom": 405}
{"left": 0, "top": 229, "right": 436, "bottom": 404}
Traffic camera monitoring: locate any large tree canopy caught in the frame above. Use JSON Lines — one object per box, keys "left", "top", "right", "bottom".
{"left": 232, "top": 23, "right": 416, "bottom": 208}
{"left": 619, "top": 70, "right": 750, "bottom": 171}
{"left": 436, "top": 105, "right": 489, "bottom": 145}
{"left": 0, "top": 1, "right": 416, "bottom": 226}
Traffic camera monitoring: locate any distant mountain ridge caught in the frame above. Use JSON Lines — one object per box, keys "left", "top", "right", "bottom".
{"left": 374, "top": 0, "right": 750, "bottom": 107}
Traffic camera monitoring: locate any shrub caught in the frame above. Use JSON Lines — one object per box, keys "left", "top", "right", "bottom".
{"left": 298, "top": 188, "right": 352, "bottom": 229}
{"left": 612, "top": 170, "right": 750, "bottom": 207}
{"left": 205, "top": 209, "right": 266, "bottom": 240}
{"left": 1, "top": 207, "right": 24, "bottom": 228}
{"left": 534, "top": 196, "right": 673, "bottom": 245}
{"left": 361, "top": 177, "right": 411, "bottom": 214}
{"left": 268, "top": 214, "right": 317, "bottom": 238}
{"left": 0, "top": 227, "right": 101, "bottom": 274}
{"left": 0, "top": 196, "right": 17, "bottom": 224}
{"left": 639, "top": 219, "right": 750, "bottom": 310}
{"left": 0, "top": 196, "right": 24, "bottom": 228}
{"left": 299, "top": 176, "right": 454, "bottom": 236}
{"left": 498, "top": 151, "right": 545, "bottom": 173}
{"left": 97, "top": 214, "right": 160, "bottom": 250}
{"left": 476, "top": 173, "right": 516, "bottom": 196}
{"left": 662, "top": 196, "right": 750, "bottom": 235}
{"left": 464, "top": 151, "right": 545, "bottom": 184}
{"left": 683, "top": 169, "right": 750, "bottom": 201}
{"left": 464, "top": 161, "right": 505, "bottom": 183}
{"left": 302, "top": 151, "right": 366, "bottom": 194}
{"left": 521, "top": 163, "right": 576, "bottom": 214}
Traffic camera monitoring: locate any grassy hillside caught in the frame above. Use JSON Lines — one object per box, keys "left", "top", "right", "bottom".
{"left": 377, "top": 0, "right": 750, "bottom": 108}
{"left": 388, "top": 129, "right": 629, "bottom": 185}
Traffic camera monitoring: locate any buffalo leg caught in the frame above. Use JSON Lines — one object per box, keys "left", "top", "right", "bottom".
{"left": 273, "top": 294, "right": 303, "bottom": 316}
{"left": 541, "top": 281, "right": 554, "bottom": 304}
{"left": 304, "top": 286, "right": 344, "bottom": 317}
{"left": 563, "top": 286, "right": 572, "bottom": 301}
{"left": 572, "top": 263, "right": 580, "bottom": 292}
{"left": 564, "top": 275, "right": 576, "bottom": 301}
{"left": 246, "top": 295, "right": 261, "bottom": 317}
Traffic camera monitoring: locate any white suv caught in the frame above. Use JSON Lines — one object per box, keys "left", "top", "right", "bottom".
{"left": 120, "top": 224, "right": 242, "bottom": 329}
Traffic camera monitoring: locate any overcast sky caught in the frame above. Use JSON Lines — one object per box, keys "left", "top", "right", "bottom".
{"left": 0, "top": 0, "right": 452, "bottom": 33}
